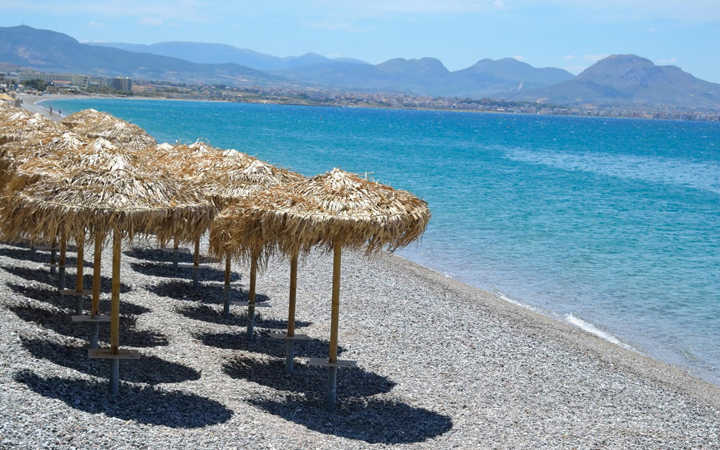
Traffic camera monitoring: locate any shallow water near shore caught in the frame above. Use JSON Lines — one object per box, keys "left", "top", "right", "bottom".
{"left": 46, "top": 97, "right": 720, "bottom": 385}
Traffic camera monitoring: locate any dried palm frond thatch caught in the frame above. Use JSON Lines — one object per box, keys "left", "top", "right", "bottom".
{"left": 61, "top": 109, "right": 156, "bottom": 150}
{"left": 209, "top": 168, "right": 430, "bottom": 261}
{"left": 1, "top": 138, "right": 215, "bottom": 245}
{"left": 2, "top": 131, "right": 88, "bottom": 180}
{"left": 0, "top": 111, "right": 65, "bottom": 146}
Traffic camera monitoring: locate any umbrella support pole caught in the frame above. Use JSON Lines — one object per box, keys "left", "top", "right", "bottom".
{"left": 285, "top": 339, "right": 295, "bottom": 373}
{"left": 90, "top": 322, "right": 100, "bottom": 349}
{"left": 223, "top": 255, "right": 231, "bottom": 317}
{"left": 328, "top": 366, "right": 337, "bottom": 411}
{"left": 58, "top": 232, "right": 67, "bottom": 292}
{"left": 173, "top": 237, "right": 179, "bottom": 274}
{"left": 110, "top": 228, "right": 121, "bottom": 397}
{"left": 74, "top": 234, "right": 85, "bottom": 315}
{"left": 286, "top": 251, "right": 298, "bottom": 372}
{"left": 91, "top": 230, "right": 103, "bottom": 317}
{"left": 192, "top": 236, "right": 200, "bottom": 287}
{"left": 327, "top": 244, "right": 342, "bottom": 410}
{"left": 111, "top": 359, "right": 120, "bottom": 396}
{"left": 246, "top": 252, "right": 258, "bottom": 341}
{"left": 50, "top": 238, "right": 57, "bottom": 275}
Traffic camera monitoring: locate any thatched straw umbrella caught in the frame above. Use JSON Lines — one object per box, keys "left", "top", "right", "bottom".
{"left": 61, "top": 109, "right": 156, "bottom": 150}
{"left": 0, "top": 119, "right": 86, "bottom": 283}
{"left": 202, "top": 155, "right": 303, "bottom": 323}
{"left": 209, "top": 168, "right": 430, "bottom": 407}
{"left": 154, "top": 142, "right": 303, "bottom": 316}
{"left": 1, "top": 141, "right": 214, "bottom": 395}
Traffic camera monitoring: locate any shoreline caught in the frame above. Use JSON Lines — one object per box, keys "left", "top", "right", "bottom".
{"left": 18, "top": 92, "right": 720, "bottom": 395}
{"left": 24, "top": 92, "right": 719, "bottom": 125}
{"left": 385, "top": 251, "right": 720, "bottom": 407}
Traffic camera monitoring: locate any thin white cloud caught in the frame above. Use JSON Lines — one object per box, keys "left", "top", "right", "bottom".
{"left": 584, "top": 53, "right": 609, "bottom": 62}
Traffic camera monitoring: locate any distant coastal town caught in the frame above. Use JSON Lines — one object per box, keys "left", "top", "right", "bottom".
{"left": 2, "top": 68, "right": 719, "bottom": 122}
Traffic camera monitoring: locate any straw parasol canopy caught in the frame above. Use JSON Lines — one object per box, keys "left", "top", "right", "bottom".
{"left": 150, "top": 140, "right": 304, "bottom": 290}
{"left": 1, "top": 130, "right": 87, "bottom": 180}
{"left": 210, "top": 168, "right": 430, "bottom": 259}
{"left": 209, "top": 168, "right": 430, "bottom": 407}
{"left": 61, "top": 108, "right": 156, "bottom": 150}
{"left": 1, "top": 138, "right": 214, "bottom": 245}
{"left": 0, "top": 111, "right": 65, "bottom": 146}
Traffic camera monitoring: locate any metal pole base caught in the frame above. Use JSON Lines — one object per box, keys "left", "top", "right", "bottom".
{"left": 173, "top": 248, "right": 179, "bottom": 275}
{"left": 192, "top": 267, "right": 199, "bottom": 288}
{"left": 110, "top": 359, "right": 120, "bottom": 397}
{"left": 50, "top": 248, "right": 57, "bottom": 275}
{"left": 58, "top": 267, "right": 66, "bottom": 292}
{"left": 246, "top": 306, "right": 256, "bottom": 341}
{"left": 285, "top": 340, "right": 295, "bottom": 373}
{"left": 327, "top": 366, "right": 337, "bottom": 411}
{"left": 89, "top": 323, "right": 99, "bottom": 349}
{"left": 223, "top": 287, "right": 230, "bottom": 317}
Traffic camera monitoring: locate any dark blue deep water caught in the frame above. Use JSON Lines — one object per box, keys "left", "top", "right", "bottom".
{"left": 47, "top": 98, "right": 720, "bottom": 384}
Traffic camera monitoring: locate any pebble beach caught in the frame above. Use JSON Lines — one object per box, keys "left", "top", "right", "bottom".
{"left": 1, "top": 236, "right": 719, "bottom": 448}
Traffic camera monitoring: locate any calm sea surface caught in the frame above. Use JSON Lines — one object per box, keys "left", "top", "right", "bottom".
{"left": 47, "top": 98, "right": 720, "bottom": 384}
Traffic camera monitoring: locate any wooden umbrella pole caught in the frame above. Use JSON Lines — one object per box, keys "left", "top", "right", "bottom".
{"left": 192, "top": 236, "right": 200, "bottom": 287}
{"left": 91, "top": 230, "right": 104, "bottom": 317}
{"left": 173, "top": 235, "right": 179, "bottom": 273}
{"left": 246, "top": 250, "right": 258, "bottom": 339}
{"left": 328, "top": 243, "right": 342, "bottom": 409}
{"left": 285, "top": 250, "right": 299, "bottom": 372}
{"left": 110, "top": 228, "right": 121, "bottom": 396}
{"left": 110, "top": 229, "right": 121, "bottom": 354}
{"left": 223, "top": 254, "right": 231, "bottom": 317}
{"left": 74, "top": 233, "right": 85, "bottom": 314}
{"left": 75, "top": 233, "right": 85, "bottom": 293}
{"left": 50, "top": 237, "right": 57, "bottom": 275}
{"left": 58, "top": 231, "right": 67, "bottom": 292}
{"left": 287, "top": 250, "right": 298, "bottom": 338}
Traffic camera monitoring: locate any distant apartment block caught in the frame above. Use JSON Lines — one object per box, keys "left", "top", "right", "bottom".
{"left": 110, "top": 77, "right": 132, "bottom": 93}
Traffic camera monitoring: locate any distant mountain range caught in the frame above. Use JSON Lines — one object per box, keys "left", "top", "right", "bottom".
{"left": 93, "top": 40, "right": 574, "bottom": 97}
{"left": 92, "top": 41, "right": 366, "bottom": 71}
{"left": 509, "top": 55, "right": 720, "bottom": 110}
{"left": 0, "top": 26, "right": 280, "bottom": 86}
{"left": 2, "top": 26, "right": 720, "bottom": 111}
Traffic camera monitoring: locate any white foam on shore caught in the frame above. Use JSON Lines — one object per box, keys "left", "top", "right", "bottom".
{"left": 565, "top": 314, "right": 635, "bottom": 351}
{"left": 497, "top": 292, "right": 538, "bottom": 312}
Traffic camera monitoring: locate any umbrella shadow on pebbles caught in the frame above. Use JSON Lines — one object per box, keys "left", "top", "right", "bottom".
{"left": 8, "top": 304, "right": 167, "bottom": 347}
{"left": 130, "top": 261, "right": 233, "bottom": 282}
{"left": 14, "top": 371, "right": 233, "bottom": 428}
{"left": 248, "top": 395, "right": 452, "bottom": 445}
{"left": 224, "top": 356, "right": 395, "bottom": 398}
{"left": 2, "top": 265, "right": 57, "bottom": 285}
{"left": 3, "top": 267, "right": 133, "bottom": 294}
{"left": 125, "top": 247, "right": 218, "bottom": 264}
{"left": 196, "top": 331, "right": 341, "bottom": 359}
{"left": 177, "top": 305, "right": 309, "bottom": 329}
{"left": 149, "top": 280, "right": 269, "bottom": 305}
{"left": 20, "top": 337, "right": 200, "bottom": 384}
{"left": 7, "top": 283, "right": 149, "bottom": 315}
{"left": 2, "top": 241, "right": 79, "bottom": 253}
{"left": 0, "top": 248, "right": 91, "bottom": 267}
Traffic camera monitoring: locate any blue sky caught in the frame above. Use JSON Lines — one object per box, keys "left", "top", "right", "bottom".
{"left": 2, "top": 1, "right": 719, "bottom": 81}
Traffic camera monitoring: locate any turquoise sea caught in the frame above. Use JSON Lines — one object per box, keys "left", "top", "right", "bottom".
{"left": 46, "top": 98, "right": 720, "bottom": 385}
